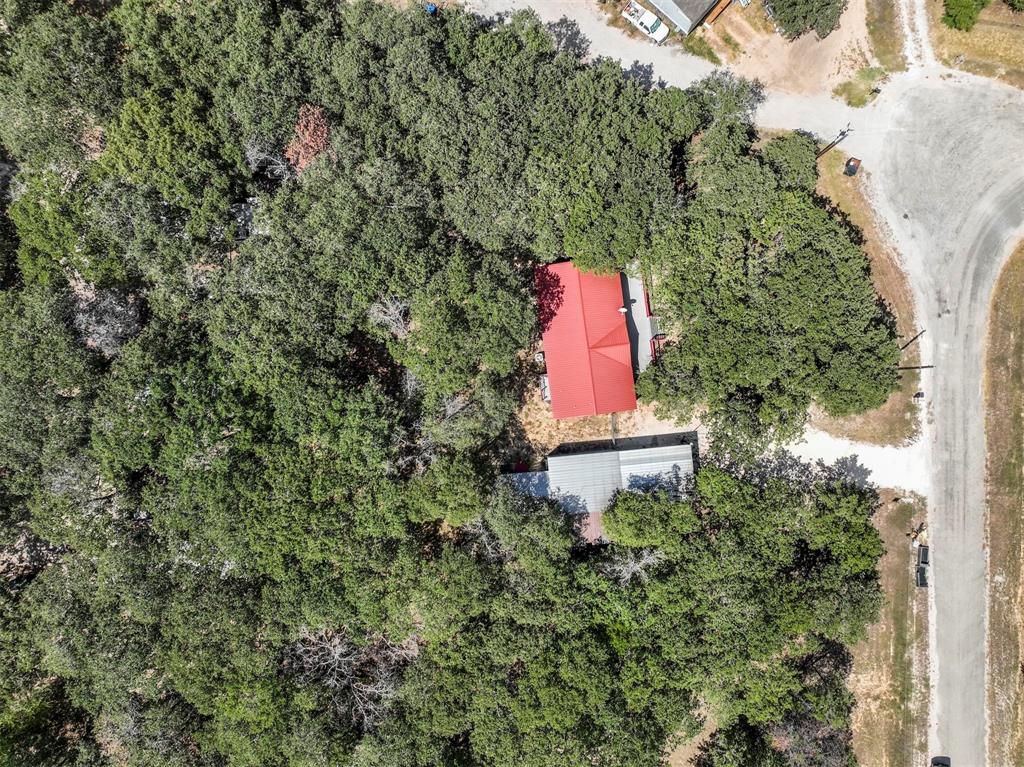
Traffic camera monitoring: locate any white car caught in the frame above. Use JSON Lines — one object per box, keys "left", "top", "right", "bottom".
{"left": 621, "top": 1, "right": 670, "bottom": 43}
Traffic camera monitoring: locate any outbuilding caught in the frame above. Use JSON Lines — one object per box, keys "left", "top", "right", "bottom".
{"left": 647, "top": 0, "right": 725, "bottom": 34}
{"left": 507, "top": 433, "right": 696, "bottom": 542}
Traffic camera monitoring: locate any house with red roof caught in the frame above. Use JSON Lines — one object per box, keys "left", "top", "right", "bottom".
{"left": 535, "top": 262, "right": 654, "bottom": 420}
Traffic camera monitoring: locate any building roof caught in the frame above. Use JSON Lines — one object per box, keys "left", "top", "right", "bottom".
{"left": 647, "top": 0, "right": 719, "bottom": 32}
{"left": 536, "top": 262, "right": 637, "bottom": 419}
{"left": 546, "top": 440, "right": 694, "bottom": 515}
{"left": 505, "top": 434, "right": 697, "bottom": 543}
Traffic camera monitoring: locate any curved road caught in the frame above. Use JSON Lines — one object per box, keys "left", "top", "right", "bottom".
{"left": 468, "top": 0, "right": 1024, "bottom": 762}
{"left": 861, "top": 72, "right": 1024, "bottom": 766}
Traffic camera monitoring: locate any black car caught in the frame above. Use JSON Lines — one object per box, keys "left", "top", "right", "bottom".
{"left": 930, "top": 758, "right": 951, "bottom": 767}
{"left": 918, "top": 545, "right": 930, "bottom": 566}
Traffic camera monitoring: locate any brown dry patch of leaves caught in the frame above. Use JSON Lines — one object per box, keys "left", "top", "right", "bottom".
{"left": 667, "top": 711, "right": 717, "bottom": 766}
{"left": 515, "top": 385, "right": 697, "bottom": 460}
{"left": 285, "top": 104, "right": 331, "bottom": 175}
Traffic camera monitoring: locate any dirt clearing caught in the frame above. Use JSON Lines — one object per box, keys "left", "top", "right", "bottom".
{"left": 514, "top": 387, "right": 702, "bottom": 460}
{"left": 985, "top": 240, "right": 1024, "bottom": 767}
{"left": 849, "top": 490, "right": 929, "bottom": 767}
{"left": 706, "top": 0, "right": 876, "bottom": 93}
{"left": 809, "top": 151, "right": 921, "bottom": 447}
{"left": 667, "top": 712, "right": 716, "bottom": 766}
{"left": 928, "top": 0, "right": 1024, "bottom": 88}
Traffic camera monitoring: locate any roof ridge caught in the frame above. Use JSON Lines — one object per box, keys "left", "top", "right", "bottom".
{"left": 590, "top": 324, "right": 627, "bottom": 350}
{"left": 590, "top": 343, "right": 631, "bottom": 364}
{"left": 574, "top": 267, "right": 601, "bottom": 415}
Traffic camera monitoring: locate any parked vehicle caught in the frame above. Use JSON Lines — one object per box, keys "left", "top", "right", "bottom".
{"left": 917, "top": 545, "right": 930, "bottom": 566}
{"left": 930, "top": 758, "right": 951, "bottom": 767}
{"left": 916, "top": 565, "right": 928, "bottom": 588}
{"left": 621, "top": 1, "right": 669, "bottom": 43}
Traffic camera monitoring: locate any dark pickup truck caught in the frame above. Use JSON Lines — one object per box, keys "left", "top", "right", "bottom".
{"left": 916, "top": 545, "right": 930, "bottom": 587}
{"left": 917, "top": 545, "right": 930, "bottom": 566}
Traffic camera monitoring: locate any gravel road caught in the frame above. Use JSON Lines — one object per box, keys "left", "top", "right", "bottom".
{"left": 468, "top": 1, "right": 1024, "bottom": 762}
{"left": 861, "top": 71, "right": 1024, "bottom": 764}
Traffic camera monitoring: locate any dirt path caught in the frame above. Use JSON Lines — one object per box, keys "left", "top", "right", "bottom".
{"left": 787, "top": 428, "right": 928, "bottom": 494}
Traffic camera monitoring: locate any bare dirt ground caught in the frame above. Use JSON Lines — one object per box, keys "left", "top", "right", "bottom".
{"left": 809, "top": 151, "right": 921, "bottom": 447}
{"left": 667, "top": 713, "right": 716, "bottom": 766}
{"left": 515, "top": 386, "right": 702, "bottom": 459}
{"left": 849, "top": 490, "right": 930, "bottom": 767}
{"left": 928, "top": 0, "right": 1024, "bottom": 89}
{"left": 708, "top": 0, "right": 877, "bottom": 94}
{"left": 985, "top": 240, "right": 1024, "bottom": 767}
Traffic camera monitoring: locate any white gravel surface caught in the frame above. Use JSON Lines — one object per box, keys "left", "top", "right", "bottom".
{"left": 789, "top": 427, "right": 929, "bottom": 494}
{"left": 466, "top": 1, "right": 1024, "bottom": 762}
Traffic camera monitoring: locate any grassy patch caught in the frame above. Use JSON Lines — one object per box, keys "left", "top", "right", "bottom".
{"left": 810, "top": 151, "right": 921, "bottom": 447}
{"left": 929, "top": 0, "right": 1024, "bottom": 88}
{"left": 719, "top": 30, "right": 744, "bottom": 58}
{"left": 866, "top": 0, "right": 909, "bottom": 70}
{"left": 832, "top": 66, "right": 888, "bottom": 107}
{"left": 680, "top": 30, "right": 723, "bottom": 64}
{"left": 741, "top": 0, "right": 779, "bottom": 34}
{"left": 985, "top": 240, "right": 1024, "bottom": 767}
{"left": 850, "top": 491, "right": 929, "bottom": 767}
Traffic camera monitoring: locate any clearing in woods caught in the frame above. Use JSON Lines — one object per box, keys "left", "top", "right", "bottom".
{"left": 985, "top": 240, "right": 1024, "bottom": 767}
{"left": 703, "top": 0, "right": 877, "bottom": 94}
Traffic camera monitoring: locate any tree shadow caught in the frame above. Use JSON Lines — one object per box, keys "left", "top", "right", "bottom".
{"left": 710, "top": 448, "right": 875, "bottom": 491}
{"left": 534, "top": 265, "right": 565, "bottom": 334}
{"left": 820, "top": 454, "right": 873, "bottom": 489}
{"left": 623, "top": 61, "right": 667, "bottom": 92}
{"left": 546, "top": 17, "right": 591, "bottom": 57}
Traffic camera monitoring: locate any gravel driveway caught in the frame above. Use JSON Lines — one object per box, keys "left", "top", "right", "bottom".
{"left": 468, "top": 0, "right": 1024, "bottom": 762}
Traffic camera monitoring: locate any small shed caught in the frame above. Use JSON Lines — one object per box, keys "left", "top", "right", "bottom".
{"left": 505, "top": 434, "right": 696, "bottom": 542}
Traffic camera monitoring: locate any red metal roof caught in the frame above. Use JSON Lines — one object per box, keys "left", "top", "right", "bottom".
{"left": 536, "top": 262, "right": 637, "bottom": 419}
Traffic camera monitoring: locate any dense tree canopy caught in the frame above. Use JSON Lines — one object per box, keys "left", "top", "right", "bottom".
{"left": 639, "top": 123, "right": 899, "bottom": 449}
{"left": 768, "top": 0, "right": 848, "bottom": 38}
{"left": 0, "top": 2, "right": 895, "bottom": 765}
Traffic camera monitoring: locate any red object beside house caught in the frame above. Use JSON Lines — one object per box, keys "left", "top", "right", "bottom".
{"left": 536, "top": 262, "right": 637, "bottom": 419}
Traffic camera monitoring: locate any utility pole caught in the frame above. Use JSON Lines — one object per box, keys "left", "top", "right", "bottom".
{"left": 901, "top": 328, "right": 926, "bottom": 351}
{"left": 817, "top": 123, "right": 853, "bottom": 158}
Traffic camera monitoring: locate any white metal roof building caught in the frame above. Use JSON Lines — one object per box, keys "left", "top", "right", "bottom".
{"left": 647, "top": 0, "right": 721, "bottom": 33}
{"left": 506, "top": 435, "right": 696, "bottom": 541}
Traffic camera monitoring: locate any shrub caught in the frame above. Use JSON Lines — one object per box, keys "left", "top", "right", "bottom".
{"left": 942, "top": 0, "right": 988, "bottom": 29}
